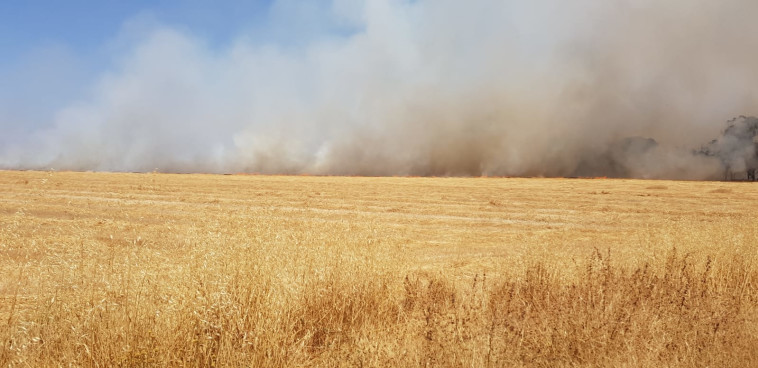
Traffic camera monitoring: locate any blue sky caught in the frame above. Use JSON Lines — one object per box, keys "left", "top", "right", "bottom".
{"left": 0, "top": 0, "right": 362, "bottom": 136}
{"left": 0, "top": 1, "right": 274, "bottom": 131}
{"left": 0, "top": 1, "right": 273, "bottom": 58}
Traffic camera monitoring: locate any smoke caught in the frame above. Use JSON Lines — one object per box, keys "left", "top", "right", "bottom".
{"left": 697, "top": 116, "right": 758, "bottom": 178}
{"left": 2, "top": 0, "right": 758, "bottom": 178}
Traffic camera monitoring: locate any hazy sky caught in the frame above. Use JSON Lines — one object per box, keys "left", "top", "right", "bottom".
{"left": 1, "top": 0, "right": 302, "bottom": 133}
{"left": 1, "top": 1, "right": 757, "bottom": 177}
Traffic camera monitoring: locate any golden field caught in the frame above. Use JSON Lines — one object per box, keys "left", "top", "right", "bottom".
{"left": 1, "top": 170, "right": 757, "bottom": 367}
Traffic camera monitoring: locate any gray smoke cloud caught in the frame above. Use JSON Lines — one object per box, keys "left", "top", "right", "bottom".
{"left": 2, "top": 0, "right": 758, "bottom": 179}
{"left": 697, "top": 116, "right": 758, "bottom": 179}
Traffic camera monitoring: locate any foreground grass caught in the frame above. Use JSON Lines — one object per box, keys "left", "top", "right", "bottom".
{"left": 2, "top": 244, "right": 756, "bottom": 367}
{"left": 1, "top": 171, "right": 757, "bottom": 366}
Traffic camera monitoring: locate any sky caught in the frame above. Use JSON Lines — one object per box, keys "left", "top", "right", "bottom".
{"left": 0, "top": 0, "right": 318, "bottom": 133}
{"left": 0, "top": 1, "right": 281, "bottom": 54}
{"left": 1, "top": 0, "right": 757, "bottom": 178}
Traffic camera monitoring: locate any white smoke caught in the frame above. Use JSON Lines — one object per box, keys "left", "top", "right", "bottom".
{"left": 2, "top": 0, "right": 758, "bottom": 178}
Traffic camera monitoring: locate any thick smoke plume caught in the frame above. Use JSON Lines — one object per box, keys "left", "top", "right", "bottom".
{"left": 697, "top": 116, "right": 758, "bottom": 180}
{"left": 2, "top": 0, "right": 758, "bottom": 179}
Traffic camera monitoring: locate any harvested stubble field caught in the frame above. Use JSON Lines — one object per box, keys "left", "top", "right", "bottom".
{"left": 0, "top": 170, "right": 757, "bottom": 367}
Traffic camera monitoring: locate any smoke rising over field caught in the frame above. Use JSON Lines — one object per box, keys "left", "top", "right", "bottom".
{"left": 2, "top": 0, "right": 758, "bottom": 178}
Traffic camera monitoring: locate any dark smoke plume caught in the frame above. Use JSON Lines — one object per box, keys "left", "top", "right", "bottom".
{"left": 696, "top": 116, "right": 758, "bottom": 180}
{"left": 1, "top": 1, "right": 758, "bottom": 179}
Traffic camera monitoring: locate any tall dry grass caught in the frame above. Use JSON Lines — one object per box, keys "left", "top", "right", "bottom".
{"left": 1, "top": 171, "right": 757, "bottom": 366}
{"left": 2, "top": 241, "right": 756, "bottom": 367}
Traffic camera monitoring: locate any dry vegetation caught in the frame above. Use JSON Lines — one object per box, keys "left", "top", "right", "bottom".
{"left": 1, "top": 170, "right": 757, "bottom": 367}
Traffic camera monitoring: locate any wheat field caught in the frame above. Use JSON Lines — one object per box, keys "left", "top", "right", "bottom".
{"left": 1, "top": 170, "right": 757, "bottom": 367}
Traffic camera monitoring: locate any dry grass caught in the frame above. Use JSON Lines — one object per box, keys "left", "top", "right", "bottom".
{"left": 1, "top": 171, "right": 757, "bottom": 367}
